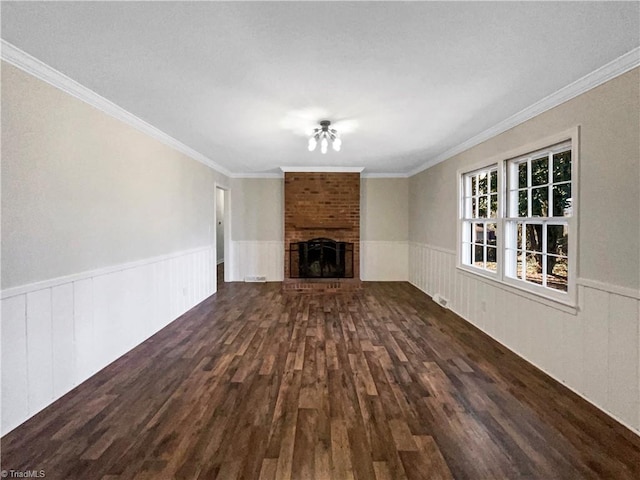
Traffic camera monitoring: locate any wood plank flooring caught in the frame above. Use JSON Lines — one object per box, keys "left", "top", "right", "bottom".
{"left": 2, "top": 281, "right": 640, "bottom": 479}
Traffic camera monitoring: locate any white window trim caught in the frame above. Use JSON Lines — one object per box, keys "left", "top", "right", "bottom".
{"left": 457, "top": 126, "right": 580, "bottom": 309}
{"left": 460, "top": 165, "right": 500, "bottom": 277}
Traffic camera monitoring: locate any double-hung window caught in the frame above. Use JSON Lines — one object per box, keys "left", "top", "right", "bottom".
{"left": 458, "top": 129, "right": 577, "bottom": 306}
{"left": 504, "top": 143, "right": 572, "bottom": 295}
{"left": 461, "top": 167, "right": 499, "bottom": 274}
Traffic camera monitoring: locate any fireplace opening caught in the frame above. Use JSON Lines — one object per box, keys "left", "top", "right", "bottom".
{"left": 290, "top": 238, "right": 354, "bottom": 278}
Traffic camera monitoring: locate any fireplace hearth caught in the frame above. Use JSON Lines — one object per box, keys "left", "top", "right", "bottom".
{"left": 290, "top": 238, "right": 354, "bottom": 279}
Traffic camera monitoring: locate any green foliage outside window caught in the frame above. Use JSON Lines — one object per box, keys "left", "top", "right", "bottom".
{"left": 516, "top": 150, "right": 571, "bottom": 284}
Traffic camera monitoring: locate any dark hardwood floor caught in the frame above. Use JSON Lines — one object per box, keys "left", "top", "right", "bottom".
{"left": 2, "top": 281, "right": 639, "bottom": 479}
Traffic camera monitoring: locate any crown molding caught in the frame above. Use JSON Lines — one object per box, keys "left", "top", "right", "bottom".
{"left": 361, "top": 172, "right": 411, "bottom": 178}
{"left": 1, "top": 40, "right": 234, "bottom": 178}
{"left": 230, "top": 171, "right": 411, "bottom": 179}
{"left": 230, "top": 172, "right": 283, "bottom": 179}
{"left": 408, "top": 46, "right": 640, "bottom": 177}
{"left": 279, "top": 166, "right": 365, "bottom": 173}
{"left": 3, "top": 39, "right": 637, "bottom": 180}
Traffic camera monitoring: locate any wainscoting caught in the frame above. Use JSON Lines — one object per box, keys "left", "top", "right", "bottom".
{"left": 360, "top": 241, "right": 408, "bottom": 281}
{"left": 1, "top": 246, "right": 215, "bottom": 435}
{"left": 4, "top": 281, "right": 640, "bottom": 478}
{"left": 408, "top": 241, "right": 640, "bottom": 435}
{"left": 228, "top": 241, "right": 409, "bottom": 283}
{"left": 228, "top": 241, "right": 284, "bottom": 282}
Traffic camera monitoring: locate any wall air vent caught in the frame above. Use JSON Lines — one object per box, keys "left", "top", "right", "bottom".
{"left": 245, "top": 275, "right": 267, "bottom": 283}
{"left": 433, "top": 293, "right": 449, "bottom": 308}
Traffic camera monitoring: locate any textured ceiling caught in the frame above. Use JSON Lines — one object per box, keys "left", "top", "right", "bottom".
{"left": 2, "top": 1, "right": 639, "bottom": 175}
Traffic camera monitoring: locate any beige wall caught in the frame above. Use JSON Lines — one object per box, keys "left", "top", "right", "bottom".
{"left": 1, "top": 63, "right": 229, "bottom": 289}
{"left": 409, "top": 67, "right": 640, "bottom": 290}
{"left": 229, "top": 176, "right": 409, "bottom": 243}
{"left": 407, "top": 68, "right": 640, "bottom": 433}
{"left": 230, "top": 178, "right": 284, "bottom": 241}
{"left": 361, "top": 178, "right": 408, "bottom": 241}
{"left": 227, "top": 176, "right": 409, "bottom": 281}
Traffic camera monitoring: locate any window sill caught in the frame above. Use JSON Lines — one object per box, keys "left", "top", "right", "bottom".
{"left": 456, "top": 265, "right": 579, "bottom": 315}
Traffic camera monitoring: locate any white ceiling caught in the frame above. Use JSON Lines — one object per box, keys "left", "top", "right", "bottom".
{"left": 2, "top": 1, "right": 639, "bottom": 176}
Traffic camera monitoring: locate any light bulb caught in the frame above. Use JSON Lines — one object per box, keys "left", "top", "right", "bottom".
{"left": 321, "top": 137, "right": 328, "bottom": 154}
{"left": 308, "top": 137, "right": 317, "bottom": 151}
{"left": 332, "top": 138, "right": 342, "bottom": 151}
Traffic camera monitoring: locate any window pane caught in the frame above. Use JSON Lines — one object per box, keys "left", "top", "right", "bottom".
{"left": 531, "top": 186, "right": 548, "bottom": 216}
{"left": 547, "top": 225, "right": 568, "bottom": 257}
{"left": 553, "top": 151, "right": 571, "bottom": 183}
{"left": 478, "top": 196, "right": 488, "bottom": 218}
{"left": 463, "top": 147, "right": 573, "bottom": 296}
{"left": 517, "top": 222, "right": 523, "bottom": 250}
{"left": 525, "top": 224, "right": 543, "bottom": 252}
{"left": 486, "top": 223, "right": 497, "bottom": 246}
{"left": 515, "top": 250, "right": 525, "bottom": 279}
{"left": 531, "top": 157, "right": 548, "bottom": 186}
{"left": 518, "top": 190, "right": 528, "bottom": 217}
{"left": 480, "top": 173, "right": 489, "bottom": 194}
{"left": 552, "top": 184, "right": 571, "bottom": 217}
{"left": 490, "top": 194, "right": 498, "bottom": 218}
{"left": 486, "top": 247, "right": 497, "bottom": 271}
{"left": 474, "top": 245, "right": 485, "bottom": 267}
{"left": 526, "top": 254, "right": 543, "bottom": 285}
{"left": 473, "top": 223, "right": 484, "bottom": 244}
{"left": 518, "top": 163, "right": 528, "bottom": 188}
{"left": 547, "top": 256, "right": 568, "bottom": 292}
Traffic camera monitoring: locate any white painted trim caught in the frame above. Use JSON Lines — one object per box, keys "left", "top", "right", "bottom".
{"left": 229, "top": 172, "right": 283, "bottom": 179}
{"left": 232, "top": 240, "right": 284, "bottom": 245}
{"left": 530, "top": 363, "right": 640, "bottom": 438}
{"left": 456, "top": 266, "right": 579, "bottom": 315}
{"left": 411, "top": 239, "right": 639, "bottom": 311}
{"left": 214, "top": 183, "right": 233, "bottom": 284}
{"left": 279, "top": 166, "right": 365, "bottom": 173}
{"left": 3, "top": 39, "right": 636, "bottom": 180}
{"left": 409, "top": 241, "right": 455, "bottom": 256}
{"left": 577, "top": 278, "right": 640, "bottom": 300}
{"left": 233, "top": 171, "right": 409, "bottom": 178}
{"left": 452, "top": 127, "right": 580, "bottom": 308}
{"left": 0, "top": 40, "right": 233, "bottom": 178}
{"left": 409, "top": 241, "right": 640, "bottom": 436}
{"left": 361, "top": 172, "right": 411, "bottom": 178}
{"left": 229, "top": 240, "right": 284, "bottom": 282}
{"left": 446, "top": 294, "right": 640, "bottom": 437}
{"left": 408, "top": 47, "right": 640, "bottom": 177}
{"left": 0, "top": 246, "right": 213, "bottom": 300}
{"left": 1, "top": 247, "right": 215, "bottom": 435}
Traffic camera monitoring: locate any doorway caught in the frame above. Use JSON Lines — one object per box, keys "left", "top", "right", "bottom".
{"left": 215, "top": 186, "right": 226, "bottom": 287}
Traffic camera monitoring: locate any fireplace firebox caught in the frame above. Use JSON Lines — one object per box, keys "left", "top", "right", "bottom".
{"left": 290, "top": 238, "right": 354, "bottom": 279}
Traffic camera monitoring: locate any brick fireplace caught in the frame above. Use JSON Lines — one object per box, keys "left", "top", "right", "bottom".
{"left": 284, "top": 172, "right": 360, "bottom": 290}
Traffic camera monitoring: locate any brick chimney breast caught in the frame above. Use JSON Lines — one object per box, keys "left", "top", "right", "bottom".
{"left": 284, "top": 172, "right": 360, "bottom": 280}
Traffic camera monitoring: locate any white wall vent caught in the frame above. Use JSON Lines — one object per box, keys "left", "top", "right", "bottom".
{"left": 433, "top": 293, "right": 449, "bottom": 308}
{"left": 245, "top": 275, "right": 267, "bottom": 283}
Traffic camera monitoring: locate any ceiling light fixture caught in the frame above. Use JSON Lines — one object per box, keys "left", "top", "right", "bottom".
{"left": 308, "top": 120, "right": 341, "bottom": 154}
